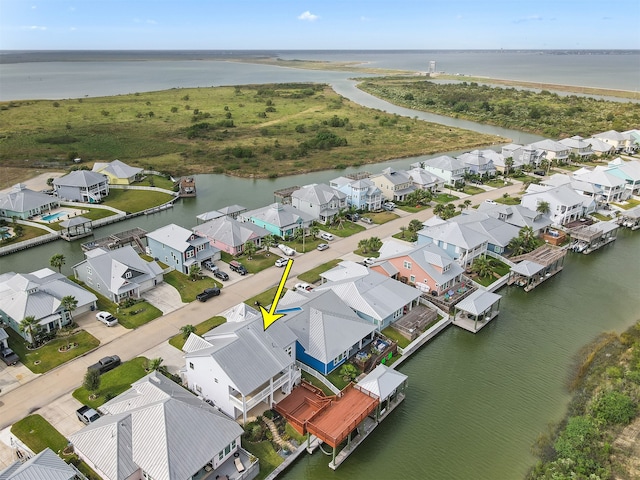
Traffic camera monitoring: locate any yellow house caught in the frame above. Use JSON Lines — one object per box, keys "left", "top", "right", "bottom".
{"left": 369, "top": 167, "right": 416, "bottom": 202}
{"left": 92, "top": 159, "right": 143, "bottom": 185}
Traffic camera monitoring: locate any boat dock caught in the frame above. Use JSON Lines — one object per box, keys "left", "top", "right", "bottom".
{"left": 568, "top": 221, "right": 619, "bottom": 254}
{"left": 81, "top": 227, "right": 147, "bottom": 253}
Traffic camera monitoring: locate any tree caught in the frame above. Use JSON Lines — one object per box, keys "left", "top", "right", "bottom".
{"left": 504, "top": 157, "right": 514, "bottom": 178}
{"left": 367, "top": 237, "right": 382, "bottom": 253}
{"left": 339, "top": 363, "right": 358, "bottom": 381}
{"left": 471, "top": 256, "right": 493, "bottom": 279}
{"left": 19, "top": 315, "right": 40, "bottom": 346}
{"left": 50, "top": 254, "right": 66, "bottom": 273}
{"left": 433, "top": 203, "right": 445, "bottom": 218}
{"left": 536, "top": 200, "right": 551, "bottom": 215}
{"left": 463, "top": 199, "right": 472, "bottom": 210}
{"left": 332, "top": 209, "right": 346, "bottom": 229}
{"left": 458, "top": 203, "right": 465, "bottom": 213}
{"left": 188, "top": 264, "right": 201, "bottom": 281}
{"left": 243, "top": 240, "right": 257, "bottom": 260}
{"left": 399, "top": 225, "right": 407, "bottom": 239}
{"left": 61, "top": 295, "right": 78, "bottom": 321}
{"left": 180, "top": 324, "right": 196, "bottom": 340}
{"left": 262, "top": 234, "right": 276, "bottom": 254}
{"left": 293, "top": 227, "right": 306, "bottom": 252}
{"left": 309, "top": 223, "right": 320, "bottom": 239}
{"left": 357, "top": 238, "right": 370, "bottom": 254}
{"left": 83, "top": 368, "right": 101, "bottom": 396}
{"left": 146, "top": 357, "right": 167, "bottom": 374}
{"left": 408, "top": 219, "right": 423, "bottom": 233}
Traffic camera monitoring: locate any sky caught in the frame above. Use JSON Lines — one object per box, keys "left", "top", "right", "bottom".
{"left": 1, "top": 0, "right": 639, "bottom": 51}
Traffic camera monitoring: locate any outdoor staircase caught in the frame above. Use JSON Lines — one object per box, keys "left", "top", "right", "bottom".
{"left": 262, "top": 416, "right": 297, "bottom": 452}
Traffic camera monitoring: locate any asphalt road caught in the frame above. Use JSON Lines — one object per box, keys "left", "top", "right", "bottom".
{"left": 0, "top": 181, "right": 524, "bottom": 429}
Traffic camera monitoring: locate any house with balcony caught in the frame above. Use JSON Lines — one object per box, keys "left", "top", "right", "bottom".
{"left": 477, "top": 203, "right": 552, "bottom": 236}
{"left": 406, "top": 167, "right": 446, "bottom": 192}
{"left": 0, "top": 268, "right": 96, "bottom": 343}
{"left": 558, "top": 135, "right": 594, "bottom": 159}
{"left": 291, "top": 183, "right": 347, "bottom": 225}
{"left": 500, "top": 143, "right": 546, "bottom": 169}
{"left": 329, "top": 176, "right": 383, "bottom": 212}
{"left": 146, "top": 223, "right": 220, "bottom": 275}
{"left": 450, "top": 212, "right": 521, "bottom": 255}
{"left": 457, "top": 150, "right": 497, "bottom": 178}
{"left": 530, "top": 139, "right": 570, "bottom": 164}
{"left": 310, "top": 261, "right": 422, "bottom": 331}
{"left": 0, "top": 448, "right": 81, "bottom": 480}
{"left": 73, "top": 246, "right": 163, "bottom": 304}
{"left": 605, "top": 158, "right": 640, "bottom": 196}
{"left": 193, "top": 215, "right": 270, "bottom": 255}
{"left": 279, "top": 290, "right": 377, "bottom": 375}
{"left": 542, "top": 173, "right": 605, "bottom": 209}
{"left": 572, "top": 167, "right": 627, "bottom": 203}
{"left": 592, "top": 130, "right": 636, "bottom": 153}
{"left": 92, "top": 159, "right": 143, "bottom": 185}
{"left": 240, "top": 203, "right": 314, "bottom": 239}
{"left": 183, "top": 303, "right": 300, "bottom": 424}
{"left": 370, "top": 168, "right": 416, "bottom": 202}
{"left": 0, "top": 184, "right": 60, "bottom": 220}
{"left": 416, "top": 221, "right": 488, "bottom": 268}
{"left": 70, "top": 371, "right": 255, "bottom": 480}
{"left": 370, "top": 242, "right": 464, "bottom": 296}
{"left": 585, "top": 137, "right": 615, "bottom": 156}
{"left": 521, "top": 184, "right": 588, "bottom": 226}
{"left": 416, "top": 155, "right": 468, "bottom": 187}
{"left": 53, "top": 170, "right": 109, "bottom": 203}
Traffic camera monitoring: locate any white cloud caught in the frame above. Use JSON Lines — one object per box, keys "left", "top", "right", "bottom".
{"left": 298, "top": 11, "right": 319, "bottom": 22}
{"left": 513, "top": 14, "right": 543, "bottom": 24}
{"left": 25, "top": 25, "right": 47, "bottom": 30}
{"left": 70, "top": 26, "right": 77, "bottom": 31}
{"left": 456, "top": 14, "right": 463, "bottom": 20}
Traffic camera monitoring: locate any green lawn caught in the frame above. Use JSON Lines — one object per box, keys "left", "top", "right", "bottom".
{"left": 245, "top": 286, "right": 287, "bottom": 310}
{"left": 102, "top": 188, "right": 174, "bottom": 213}
{"left": 591, "top": 212, "right": 612, "bottom": 222}
{"left": 368, "top": 211, "right": 400, "bottom": 223}
{"left": 77, "top": 207, "right": 118, "bottom": 221}
{"left": 297, "top": 259, "right": 342, "bottom": 284}
{"left": 282, "top": 236, "right": 323, "bottom": 253}
{"left": 461, "top": 185, "right": 485, "bottom": 195}
{"left": 11, "top": 414, "right": 68, "bottom": 454}
{"left": 301, "top": 371, "right": 335, "bottom": 396}
{"left": 326, "top": 366, "right": 358, "bottom": 390}
{"left": 484, "top": 178, "right": 513, "bottom": 188}
{"left": 169, "top": 316, "right": 226, "bottom": 350}
{"left": 285, "top": 423, "right": 307, "bottom": 444}
{"left": 73, "top": 357, "right": 149, "bottom": 409}
{"left": 0, "top": 223, "right": 52, "bottom": 245}
{"left": 323, "top": 221, "right": 366, "bottom": 237}
{"left": 221, "top": 251, "right": 278, "bottom": 273}
{"left": 433, "top": 193, "right": 459, "bottom": 203}
{"left": 381, "top": 326, "right": 411, "bottom": 349}
{"left": 612, "top": 198, "right": 640, "bottom": 210}
{"left": 134, "top": 174, "right": 175, "bottom": 190}
{"left": 353, "top": 249, "right": 380, "bottom": 258}
{"left": 396, "top": 204, "right": 430, "bottom": 213}
{"left": 495, "top": 196, "right": 521, "bottom": 205}
{"left": 6, "top": 327, "right": 100, "bottom": 374}
{"left": 163, "top": 269, "right": 221, "bottom": 302}
{"left": 243, "top": 441, "right": 283, "bottom": 480}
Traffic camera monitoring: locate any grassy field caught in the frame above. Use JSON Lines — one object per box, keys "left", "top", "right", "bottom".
{"left": 368, "top": 211, "right": 399, "bottom": 223}
{"left": 6, "top": 327, "right": 100, "bottom": 374}
{"left": 73, "top": 357, "right": 148, "bottom": 409}
{"left": 221, "top": 251, "right": 277, "bottom": 274}
{"left": 245, "top": 286, "right": 286, "bottom": 310}
{"left": 102, "top": 188, "right": 174, "bottom": 213}
{"left": 243, "top": 440, "right": 283, "bottom": 480}
{"left": 0, "top": 84, "right": 502, "bottom": 179}
{"left": 297, "top": 259, "right": 342, "bottom": 284}
{"left": 323, "top": 221, "right": 366, "bottom": 237}
{"left": 163, "top": 270, "right": 221, "bottom": 302}
{"left": 168, "top": 315, "right": 226, "bottom": 350}
{"left": 0, "top": 223, "right": 52, "bottom": 245}
{"left": 11, "top": 414, "right": 68, "bottom": 454}
{"left": 381, "top": 326, "right": 412, "bottom": 349}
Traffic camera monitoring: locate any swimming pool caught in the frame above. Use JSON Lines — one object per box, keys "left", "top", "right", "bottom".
{"left": 41, "top": 211, "right": 67, "bottom": 222}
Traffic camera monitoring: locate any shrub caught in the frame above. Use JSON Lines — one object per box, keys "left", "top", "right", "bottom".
{"left": 592, "top": 391, "right": 636, "bottom": 425}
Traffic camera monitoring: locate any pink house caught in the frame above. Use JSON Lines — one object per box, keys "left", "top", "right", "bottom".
{"left": 192, "top": 216, "right": 271, "bottom": 255}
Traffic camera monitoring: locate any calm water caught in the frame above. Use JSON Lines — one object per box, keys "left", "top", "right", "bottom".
{"left": 1, "top": 51, "right": 639, "bottom": 479}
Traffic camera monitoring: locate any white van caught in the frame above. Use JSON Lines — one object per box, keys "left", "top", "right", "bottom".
{"left": 278, "top": 244, "right": 296, "bottom": 256}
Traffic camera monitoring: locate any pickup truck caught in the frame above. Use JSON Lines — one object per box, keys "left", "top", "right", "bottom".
{"left": 76, "top": 405, "right": 100, "bottom": 424}
{"left": 88, "top": 355, "right": 121, "bottom": 374}
{"left": 1, "top": 347, "right": 19, "bottom": 366}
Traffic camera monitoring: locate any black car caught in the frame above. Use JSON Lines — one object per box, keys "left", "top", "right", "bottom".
{"left": 196, "top": 287, "right": 221, "bottom": 302}
{"left": 214, "top": 270, "right": 229, "bottom": 281}
{"left": 88, "top": 355, "right": 121, "bottom": 374}
{"left": 1, "top": 347, "right": 19, "bottom": 366}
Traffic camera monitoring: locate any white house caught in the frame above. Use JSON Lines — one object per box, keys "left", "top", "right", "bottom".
{"left": 477, "top": 203, "right": 552, "bottom": 236}
{"left": 416, "top": 155, "right": 468, "bottom": 186}
{"left": 406, "top": 167, "right": 446, "bottom": 192}
{"left": 53, "top": 170, "right": 110, "bottom": 203}
{"left": 146, "top": 224, "right": 220, "bottom": 275}
{"left": 592, "top": 130, "right": 636, "bottom": 153}
{"left": 0, "top": 448, "right": 79, "bottom": 480}
{"left": 417, "top": 221, "right": 488, "bottom": 268}
{"left": 183, "top": 303, "right": 300, "bottom": 424}
{"left": 572, "top": 167, "right": 627, "bottom": 203}
{"left": 291, "top": 183, "right": 347, "bottom": 224}
{"left": 501, "top": 143, "right": 546, "bottom": 168}
{"left": 605, "top": 158, "right": 640, "bottom": 196}
{"left": 330, "top": 176, "right": 383, "bottom": 211}
{"left": 457, "top": 150, "right": 497, "bottom": 177}
{"left": 521, "top": 184, "right": 588, "bottom": 226}
{"left": 530, "top": 139, "right": 570, "bottom": 163}
{"left": 558, "top": 135, "right": 594, "bottom": 159}
{"left": 73, "top": 246, "right": 164, "bottom": 303}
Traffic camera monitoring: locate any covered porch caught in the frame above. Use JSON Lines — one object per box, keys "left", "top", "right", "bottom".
{"left": 59, "top": 216, "right": 93, "bottom": 241}
{"left": 452, "top": 289, "right": 501, "bottom": 333}
{"left": 191, "top": 447, "right": 258, "bottom": 480}
{"left": 568, "top": 221, "right": 619, "bottom": 254}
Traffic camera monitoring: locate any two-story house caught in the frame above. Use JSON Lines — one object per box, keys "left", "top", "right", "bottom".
{"left": 605, "top": 158, "right": 640, "bottom": 197}
{"left": 592, "top": 130, "right": 636, "bottom": 154}
{"left": 329, "top": 176, "right": 383, "bottom": 211}
{"left": 240, "top": 203, "right": 314, "bottom": 239}
{"left": 501, "top": 143, "right": 547, "bottom": 169}
{"left": 477, "top": 203, "right": 552, "bottom": 236}
{"left": 416, "top": 221, "right": 488, "bottom": 268}
{"left": 53, "top": 170, "right": 109, "bottom": 203}
{"left": 572, "top": 167, "right": 627, "bottom": 203}
{"left": 558, "top": 135, "right": 594, "bottom": 159}
{"left": 0, "top": 268, "right": 97, "bottom": 343}
{"left": 92, "top": 159, "right": 143, "bottom": 185}
{"left": 183, "top": 303, "right": 300, "bottom": 424}
{"left": 146, "top": 223, "right": 220, "bottom": 275}
{"left": 521, "top": 184, "right": 588, "bottom": 226}
{"left": 73, "top": 246, "right": 163, "bottom": 303}
{"left": 417, "top": 155, "right": 468, "bottom": 187}
{"left": 291, "top": 183, "right": 347, "bottom": 225}
{"left": 530, "top": 139, "right": 570, "bottom": 164}
{"left": 406, "top": 167, "right": 445, "bottom": 192}
{"left": 370, "top": 243, "right": 464, "bottom": 295}
{"left": 369, "top": 168, "right": 416, "bottom": 202}
{"left": 457, "top": 150, "right": 497, "bottom": 178}
{"left": 586, "top": 137, "right": 616, "bottom": 156}
{"left": 193, "top": 215, "right": 270, "bottom": 255}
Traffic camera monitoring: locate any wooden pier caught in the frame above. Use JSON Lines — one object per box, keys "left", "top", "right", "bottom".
{"left": 81, "top": 227, "right": 147, "bottom": 253}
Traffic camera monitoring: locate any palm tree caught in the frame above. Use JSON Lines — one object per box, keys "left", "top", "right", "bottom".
{"left": 367, "top": 237, "right": 382, "bottom": 253}
{"left": 463, "top": 199, "right": 472, "bottom": 210}
{"left": 333, "top": 210, "right": 346, "bottom": 230}
{"left": 50, "top": 253, "right": 66, "bottom": 273}
{"left": 358, "top": 238, "right": 370, "bottom": 254}
{"left": 262, "top": 234, "right": 275, "bottom": 254}
{"left": 504, "top": 157, "right": 514, "bottom": 178}
{"left": 189, "top": 264, "right": 201, "bottom": 281}
{"left": 399, "top": 225, "right": 407, "bottom": 239}
{"left": 536, "top": 200, "right": 551, "bottom": 215}
{"left": 433, "top": 203, "right": 445, "bottom": 218}
{"left": 471, "top": 256, "right": 493, "bottom": 279}
{"left": 508, "top": 236, "right": 526, "bottom": 256}
{"left": 19, "top": 315, "right": 40, "bottom": 346}
{"left": 408, "top": 219, "right": 423, "bottom": 233}
{"left": 243, "top": 241, "right": 257, "bottom": 260}
{"left": 61, "top": 295, "right": 78, "bottom": 323}
{"left": 146, "top": 357, "right": 167, "bottom": 374}
{"left": 309, "top": 223, "right": 320, "bottom": 239}
{"left": 293, "top": 226, "right": 306, "bottom": 252}
{"left": 180, "top": 324, "right": 196, "bottom": 340}
{"left": 458, "top": 203, "right": 465, "bottom": 213}
{"left": 443, "top": 203, "right": 456, "bottom": 219}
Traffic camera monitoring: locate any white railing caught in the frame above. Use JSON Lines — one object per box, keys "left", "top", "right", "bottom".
{"left": 0, "top": 232, "right": 60, "bottom": 256}
{"left": 395, "top": 316, "right": 451, "bottom": 364}
{"left": 109, "top": 184, "right": 178, "bottom": 196}
{"left": 296, "top": 361, "right": 340, "bottom": 395}
{"left": 484, "top": 250, "right": 516, "bottom": 268}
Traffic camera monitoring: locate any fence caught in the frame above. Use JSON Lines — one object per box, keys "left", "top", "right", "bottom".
{"left": 109, "top": 184, "right": 178, "bottom": 196}
{"left": 296, "top": 361, "right": 340, "bottom": 395}
{"left": 0, "top": 232, "right": 60, "bottom": 256}
{"left": 394, "top": 316, "right": 451, "bottom": 367}
{"left": 485, "top": 249, "right": 517, "bottom": 268}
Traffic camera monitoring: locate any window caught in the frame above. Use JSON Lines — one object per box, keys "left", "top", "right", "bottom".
{"left": 214, "top": 378, "right": 218, "bottom": 383}
{"left": 410, "top": 275, "right": 415, "bottom": 283}
{"left": 125, "top": 271, "right": 132, "bottom": 279}
{"left": 189, "top": 362, "right": 194, "bottom": 369}
{"left": 231, "top": 440, "right": 237, "bottom": 449}
{"left": 86, "top": 266, "right": 92, "bottom": 275}
{"left": 285, "top": 346, "right": 293, "bottom": 357}
{"left": 403, "top": 261, "right": 412, "bottom": 269}
{"left": 219, "top": 451, "right": 224, "bottom": 461}
{"left": 224, "top": 444, "right": 231, "bottom": 455}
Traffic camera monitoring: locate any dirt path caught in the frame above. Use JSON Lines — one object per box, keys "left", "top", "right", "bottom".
{"left": 0, "top": 171, "right": 64, "bottom": 194}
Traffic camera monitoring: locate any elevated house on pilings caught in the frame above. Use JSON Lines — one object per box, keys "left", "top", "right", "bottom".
{"left": 177, "top": 176, "right": 196, "bottom": 197}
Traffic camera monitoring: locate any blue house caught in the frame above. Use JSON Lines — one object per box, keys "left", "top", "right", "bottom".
{"left": 146, "top": 223, "right": 220, "bottom": 275}
{"left": 240, "top": 203, "right": 314, "bottom": 239}
{"left": 330, "top": 176, "right": 383, "bottom": 212}
{"left": 281, "top": 290, "right": 376, "bottom": 375}
{"left": 417, "top": 220, "right": 488, "bottom": 268}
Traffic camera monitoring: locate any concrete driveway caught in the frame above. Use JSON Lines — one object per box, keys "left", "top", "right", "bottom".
{"left": 141, "top": 282, "right": 187, "bottom": 315}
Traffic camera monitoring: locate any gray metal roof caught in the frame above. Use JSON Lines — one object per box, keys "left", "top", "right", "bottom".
{"left": 418, "top": 222, "right": 488, "bottom": 250}
{"left": 511, "top": 260, "right": 545, "bottom": 277}
{"left": 422, "top": 155, "right": 466, "bottom": 172}
{"left": 243, "top": 203, "right": 315, "bottom": 229}
{"left": 193, "top": 216, "right": 269, "bottom": 248}
{"left": 53, "top": 170, "right": 108, "bottom": 188}
{"left": 92, "top": 159, "right": 142, "bottom": 179}
{"left": 455, "top": 289, "right": 501, "bottom": 316}
{"left": 196, "top": 210, "right": 225, "bottom": 222}
{"left": 291, "top": 183, "right": 346, "bottom": 205}
{"left": 0, "top": 184, "right": 58, "bottom": 214}
{"left": 72, "top": 372, "right": 242, "bottom": 480}
{"left": 358, "top": 364, "right": 407, "bottom": 401}
{"left": 59, "top": 216, "right": 91, "bottom": 228}
{"left": 0, "top": 447, "right": 76, "bottom": 480}
{"left": 147, "top": 223, "right": 213, "bottom": 253}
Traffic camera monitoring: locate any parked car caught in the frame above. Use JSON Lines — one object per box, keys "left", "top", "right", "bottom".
{"left": 1, "top": 347, "right": 19, "bottom": 366}
{"left": 533, "top": 170, "right": 545, "bottom": 176}
{"left": 382, "top": 202, "right": 395, "bottom": 211}
{"left": 345, "top": 212, "right": 360, "bottom": 222}
{"left": 196, "top": 287, "right": 221, "bottom": 302}
{"left": 96, "top": 311, "right": 118, "bottom": 327}
{"left": 361, "top": 217, "right": 374, "bottom": 224}
{"left": 213, "top": 270, "right": 229, "bottom": 281}
{"left": 319, "top": 232, "right": 334, "bottom": 241}
{"left": 88, "top": 355, "right": 121, "bottom": 374}
{"left": 275, "top": 257, "right": 289, "bottom": 267}
{"left": 484, "top": 199, "right": 497, "bottom": 205}
{"left": 316, "top": 243, "right": 329, "bottom": 251}
{"left": 229, "top": 260, "right": 248, "bottom": 275}
{"left": 277, "top": 244, "right": 296, "bottom": 256}
{"left": 76, "top": 405, "right": 100, "bottom": 424}
{"left": 202, "top": 260, "right": 218, "bottom": 273}
{"left": 294, "top": 282, "right": 314, "bottom": 292}
{"left": 363, "top": 257, "right": 377, "bottom": 266}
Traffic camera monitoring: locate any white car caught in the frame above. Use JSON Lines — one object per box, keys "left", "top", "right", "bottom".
{"left": 317, "top": 243, "right": 329, "bottom": 251}
{"left": 294, "top": 282, "right": 314, "bottom": 292}
{"left": 275, "top": 257, "right": 288, "bottom": 267}
{"left": 363, "top": 257, "right": 377, "bottom": 266}
{"left": 96, "top": 311, "right": 118, "bottom": 327}
{"left": 319, "top": 232, "right": 334, "bottom": 241}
